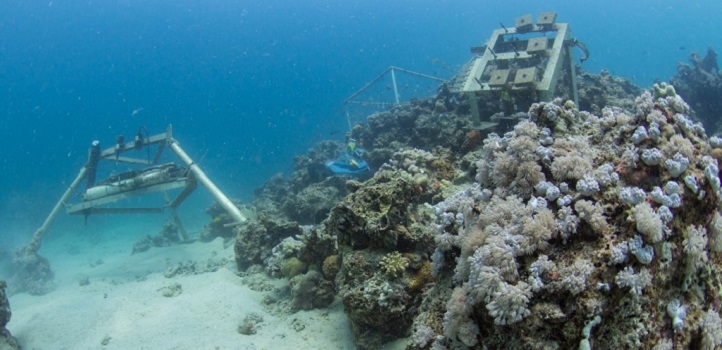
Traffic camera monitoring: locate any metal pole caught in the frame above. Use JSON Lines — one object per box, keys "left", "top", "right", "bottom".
{"left": 389, "top": 66, "right": 447, "bottom": 83}
{"left": 343, "top": 67, "right": 392, "bottom": 104}
{"left": 26, "top": 166, "right": 88, "bottom": 253}
{"left": 170, "top": 208, "right": 190, "bottom": 240}
{"left": 467, "top": 91, "right": 482, "bottom": 129}
{"left": 566, "top": 44, "right": 580, "bottom": 107}
{"left": 345, "top": 106, "right": 353, "bottom": 133}
{"left": 390, "top": 67, "right": 400, "bottom": 105}
{"left": 168, "top": 138, "right": 247, "bottom": 224}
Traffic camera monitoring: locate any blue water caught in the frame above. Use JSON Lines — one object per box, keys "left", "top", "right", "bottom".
{"left": 0, "top": 0, "right": 720, "bottom": 250}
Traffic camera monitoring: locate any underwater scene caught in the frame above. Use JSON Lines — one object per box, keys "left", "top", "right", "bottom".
{"left": 1, "top": 0, "right": 722, "bottom": 349}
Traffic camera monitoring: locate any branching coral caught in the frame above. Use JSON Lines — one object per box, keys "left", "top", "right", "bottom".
{"left": 630, "top": 201, "right": 664, "bottom": 243}
{"left": 558, "top": 258, "right": 594, "bottom": 295}
{"left": 700, "top": 309, "right": 722, "bottom": 350}
{"left": 486, "top": 281, "right": 532, "bottom": 325}
{"left": 615, "top": 266, "right": 652, "bottom": 296}
{"left": 379, "top": 251, "right": 409, "bottom": 277}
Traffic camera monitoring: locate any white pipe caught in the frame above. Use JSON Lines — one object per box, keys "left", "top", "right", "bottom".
{"left": 27, "top": 166, "right": 88, "bottom": 253}
{"left": 168, "top": 139, "right": 247, "bottom": 223}
{"left": 391, "top": 67, "right": 400, "bottom": 105}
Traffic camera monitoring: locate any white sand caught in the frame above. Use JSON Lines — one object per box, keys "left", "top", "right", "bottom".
{"left": 6, "top": 227, "right": 357, "bottom": 350}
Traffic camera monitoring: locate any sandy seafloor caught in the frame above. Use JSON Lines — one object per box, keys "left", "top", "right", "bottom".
{"left": 4, "top": 218, "right": 377, "bottom": 350}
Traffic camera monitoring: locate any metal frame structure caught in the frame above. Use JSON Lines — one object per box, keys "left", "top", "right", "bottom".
{"left": 453, "top": 12, "right": 580, "bottom": 129}
{"left": 22, "top": 125, "right": 246, "bottom": 255}
{"left": 342, "top": 66, "right": 447, "bottom": 131}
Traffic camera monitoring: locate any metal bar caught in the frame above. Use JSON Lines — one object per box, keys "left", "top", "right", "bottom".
{"left": 168, "top": 138, "right": 247, "bottom": 223}
{"left": 152, "top": 142, "right": 166, "bottom": 165}
{"left": 169, "top": 179, "right": 197, "bottom": 209}
{"left": 538, "top": 23, "right": 569, "bottom": 100}
{"left": 75, "top": 207, "right": 164, "bottom": 215}
{"left": 161, "top": 188, "right": 189, "bottom": 240}
{"left": 343, "top": 67, "right": 392, "bottom": 104}
{"left": 169, "top": 207, "right": 189, "bottom": 240}
{"left": 467, "top": 91, "right": 483, "bottom": 128}
{"left": 390, "top": 67, "right": 400, "bottom": 105}
{"left": 345, "top": 106, "right": 352, "bottom": 132}
{"left": 66, "top": 178, "right": 189, "bottom": 214}
{"left": 106, "top": 156, "right": 152, "bottom": 166}
{"left": 344, "top": 101, "right": 398, "bottom": 106}
{"left": 388, "top": 66, "right": 448, "bottom": 83}
{"left": 99, "top": 132, "right": 167, "bottom": 160}
{"left": 566, "top": 43, "right": 580, "bottom": 107}
{"left": 26, "top": 166, "right": 88, "bottom": 253}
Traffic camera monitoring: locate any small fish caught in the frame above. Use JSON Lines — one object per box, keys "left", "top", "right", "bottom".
{"left": 131, "top": 107, "right": 144, "bottom": 117}
{"left": 679, "top": 46, "right": 686, "bottom": 51}
{"left": 432, "top": 58, "right": 440, "bottom": 64}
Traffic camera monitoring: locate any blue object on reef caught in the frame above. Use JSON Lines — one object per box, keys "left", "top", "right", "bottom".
{"left": 326, "top": 149, "right": 369, "bottom": 175}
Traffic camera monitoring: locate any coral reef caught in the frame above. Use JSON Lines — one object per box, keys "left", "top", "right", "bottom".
{"left": 265, "top": 236, "right": 306, "bottom": 277}
{"left": 323, "top": 148, "right": 449, "bottom": 349}
{"left": 321, "top": 255, "right": 340, "bottom": 280}
{"left": 163, "top": 258, "right": 229, "bottom": 278}
{"left": 280, "top": 178, "right": 347, "bottom": 224}
{"left": 218, "top": 63, "right": 722, "bottom": 349}
{"left": 380, "top": 252, "right": 409, "bottom": 277}
{"left": 288, "top": 270, "right": 335, "bottom": 311}
{"left": 251, "top": 141, "right": 351, "bottom": 225}
{"left": 353, "top": 85, "right": 485, "bottom": 170}
{"left": 237, "top": 312, "right": 264, "bottom": 335}
{"left": 132, "top": 222, "right": 181, "bottom": 254}
{"left": 0, "top": 281, "right": 20, "bottom": 350}
{"left": 10, "top": 247, "right": 54, "bottom": 295}
{"left": 671, "top": 47, "right": 722, "bottom": 134}
{"left": 157, "top": 282, "right": 183, "bottom": 297}
{"left": 562, "top": 68, "right": 642, "bottom": 116}
{"left": 418, "top": 87, "right": 722, "bottom": 349}
{"left": 201, "top": 200, "right": 253, "bottom": 242}
{"left": 233, "top": 216, "right": 303, "bottom": 271}
{"left": 280, "top": 257, "right": 307, "bottom": 278}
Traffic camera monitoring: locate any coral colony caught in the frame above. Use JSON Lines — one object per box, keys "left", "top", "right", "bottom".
{"left": 426, "top": 88, "right": 722, "bottom": 349}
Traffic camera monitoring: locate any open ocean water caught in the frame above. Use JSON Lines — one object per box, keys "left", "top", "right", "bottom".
{"left": 0, "top": 0, "right": 720, "bottom": 271}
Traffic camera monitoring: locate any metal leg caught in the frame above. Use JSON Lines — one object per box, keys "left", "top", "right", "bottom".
{"left": 168, "top": 139, "right": 247, "bottom": 224}
{"left": 26, "top": 166, "right": 88, "bottom": 254}
{"left": 169, "top": 207, "right": 189, "bottom": 241}
{"left": 391, "top": 67, "right": 400, "bottom": 105}
{"left": 566, "top": 44, "right": 580, "bottom": 107}
{"left": 467, "top": 91, "right": 482, "bottom": 128}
